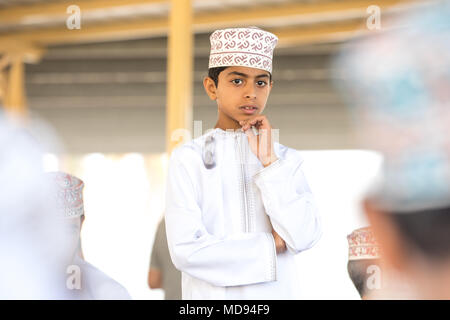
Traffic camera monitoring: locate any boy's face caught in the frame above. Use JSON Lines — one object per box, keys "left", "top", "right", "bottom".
{"left": 204, "top": 66, "right": 273, "bottom": 126}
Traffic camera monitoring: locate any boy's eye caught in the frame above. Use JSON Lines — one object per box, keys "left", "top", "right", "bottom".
{"left": 257, "top": 81, "right": 267, "bottom": 86}
{"left": 231, "top": 79, "right": 243, "bottom": 85}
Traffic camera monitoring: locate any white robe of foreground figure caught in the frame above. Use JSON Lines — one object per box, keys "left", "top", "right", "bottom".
{"left": 47, "top": 171, "right": 132, "bottom": 300}
{"left": 165, "top": 129, "right": 322, "bottom": 299}
{"left": 72, "top": 255, "right": 132, "bottom": 300}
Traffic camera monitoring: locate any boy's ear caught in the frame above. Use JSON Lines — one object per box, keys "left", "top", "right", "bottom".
{"left": 203, "top": 76, "right": 217, "bottom": 101}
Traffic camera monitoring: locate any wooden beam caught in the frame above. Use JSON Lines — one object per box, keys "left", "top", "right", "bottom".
{"left": 3, "top": 42, "right": 46, "bottom": 64}
{"left": 0, "top": 0, "right": 166, "bottom": 25}
{"left": 0, "top": 18, "right": 168, "bottom": 51}
{"left": 193, "top": 0, "right": 409, "bottom": 29}
{"left": 166, "top": 0, "right": 193, "bottom": 154}
{"left": 0, "top": 0, "right": 421, "bottom": 48}
{"left": 274, "top": 20, "right": 369, "bottom": 47}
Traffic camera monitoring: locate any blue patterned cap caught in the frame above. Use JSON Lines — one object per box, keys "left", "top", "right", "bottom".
{"left": 335, "top": 1, "right": 450, "bottom": 212}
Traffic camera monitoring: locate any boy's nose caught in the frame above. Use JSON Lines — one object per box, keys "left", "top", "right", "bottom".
{"left": 244, "top": 85, "right": 257, "bottom": 99}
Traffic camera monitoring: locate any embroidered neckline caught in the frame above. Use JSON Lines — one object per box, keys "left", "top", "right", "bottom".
{"left": 213, "top": 127, "right": 245, "bottom": 137}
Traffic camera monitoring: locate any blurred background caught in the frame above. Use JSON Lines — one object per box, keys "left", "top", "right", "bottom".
{"left": 0, "top": 0, "right": 433, "bottom": 299}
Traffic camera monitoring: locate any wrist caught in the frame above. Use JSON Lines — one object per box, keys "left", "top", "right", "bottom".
{"left": 262, "top": 154, "right": 278, "bottom": 167}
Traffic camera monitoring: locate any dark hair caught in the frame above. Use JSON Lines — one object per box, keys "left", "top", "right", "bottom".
{"left": 347, "top": 259, "right": 381, "bottom": 298}
{"left": 386, "top": 206, "right": 450, "bottom": 263}
{"left": 208, "top": 67, "right": 228, "bottom": 87}
{"left": 207, "top": 67, "right": 272, "bottom": 87}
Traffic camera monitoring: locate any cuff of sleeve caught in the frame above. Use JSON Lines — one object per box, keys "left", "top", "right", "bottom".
{"left": 253, "top": 158, "right": 284, "bottom": 183}
{"left": 264, "top": 232, "right": 277, "bottom": 282}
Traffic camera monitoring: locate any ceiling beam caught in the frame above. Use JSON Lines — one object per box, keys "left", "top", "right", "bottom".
{"left": 274, "top": 20, "right": 369, "bottom": 47}
{"left": 0, "top": 0, "right": 423, "bottom": 49}
{"left": 192, "top": 0, "right": 409, "bottom": 29}
{"left": 0, "top": 0, "right": 166, "bottom": 25}
{"left": 0, "top": 40, "right": 46, "bottom": 63}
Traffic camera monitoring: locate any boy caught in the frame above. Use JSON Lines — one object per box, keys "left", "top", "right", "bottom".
{"left": 165, "top": 27, "right": 322, "bottom": 299}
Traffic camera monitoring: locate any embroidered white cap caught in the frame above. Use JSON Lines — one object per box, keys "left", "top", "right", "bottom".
{"left": 47, "top": 171, "right": 84, "bottom": 218}
{"left": 347, "top": 227, "right": 381, "bottom": 261}
{"left": 209, "top": 27, "right": 278, "bottom": 73}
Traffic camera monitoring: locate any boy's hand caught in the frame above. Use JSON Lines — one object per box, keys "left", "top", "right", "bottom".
{"left": 239, "top": 115, "right": 278, "bottom": 167}
{"left": 272, "top": 228, "right": 287, "bottom": 254}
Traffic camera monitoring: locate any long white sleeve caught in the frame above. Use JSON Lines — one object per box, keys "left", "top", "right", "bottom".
{"left": 253, "top": 155, "right": 322, "bottom": 255}
{"left": 165, "top": 148, "right": 277, "bottom": 287}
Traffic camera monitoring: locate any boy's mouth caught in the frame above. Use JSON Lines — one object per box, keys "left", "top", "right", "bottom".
{"left": 239, "top": 105, "right": 258, "bottom": 115}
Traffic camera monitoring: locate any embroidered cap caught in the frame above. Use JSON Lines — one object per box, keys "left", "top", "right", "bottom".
{"left": 47, "top": 171, "right": 84, "bottom": 218}
{"left": 209, "top": 27, "right": 278, "bottom": 73}
{"left": 347, "top": 227, "right": 381, "bottom": 261}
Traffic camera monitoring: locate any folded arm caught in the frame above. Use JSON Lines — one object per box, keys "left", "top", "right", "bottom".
{"left": 254, "top": 155, "right": 322, "bottom": 255}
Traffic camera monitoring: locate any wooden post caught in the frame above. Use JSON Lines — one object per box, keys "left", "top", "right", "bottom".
{"left": 0, "top": 71, "right": 6, "bottom": 105}
{"left": 4, "top": 54, "right": 27, "bottom": 117}
{"left": 0, "top": 55, "right": 10, "bottom": 107}
{"left": 165, "top": 0, "right": 193, "bottom": 154}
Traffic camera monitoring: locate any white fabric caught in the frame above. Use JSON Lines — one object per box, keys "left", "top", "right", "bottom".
{"left": 165, "top": 128, "right": 322, "bottom": 299}
{"left": 73, "top": 255, "right": 132, "bottom": 300}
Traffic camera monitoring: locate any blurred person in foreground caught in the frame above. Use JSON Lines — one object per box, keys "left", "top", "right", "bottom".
{"left": 336, "top": 0, "right": 450, "bottom": 299}
{"left": 0, "top": 112, "right": 72, "bottom": 299}
{"left": 48, "top": 171, "right": 131, "bottom": 300}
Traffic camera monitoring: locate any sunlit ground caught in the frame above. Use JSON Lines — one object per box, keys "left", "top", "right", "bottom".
{"left": 43, "top": 149, "right": 382, "bottom": 300}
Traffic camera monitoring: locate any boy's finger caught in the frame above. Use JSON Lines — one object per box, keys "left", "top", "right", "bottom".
{"left": 245, "top": 126, "right": 256, "bottom": 139}
{"left": 240, "top": 120, "right": 253, "bottom": 131}
{"left": 245, "top": 127, "right": 259, "bottom": 149}
{"left": 251, "top": 126, "right": 259, "bottom": 136}
{"left": 243, "top": 122, "right": 254, "bottom": 131}
{"left": 248, "top": 117, "right": 262, "bottom": 126}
